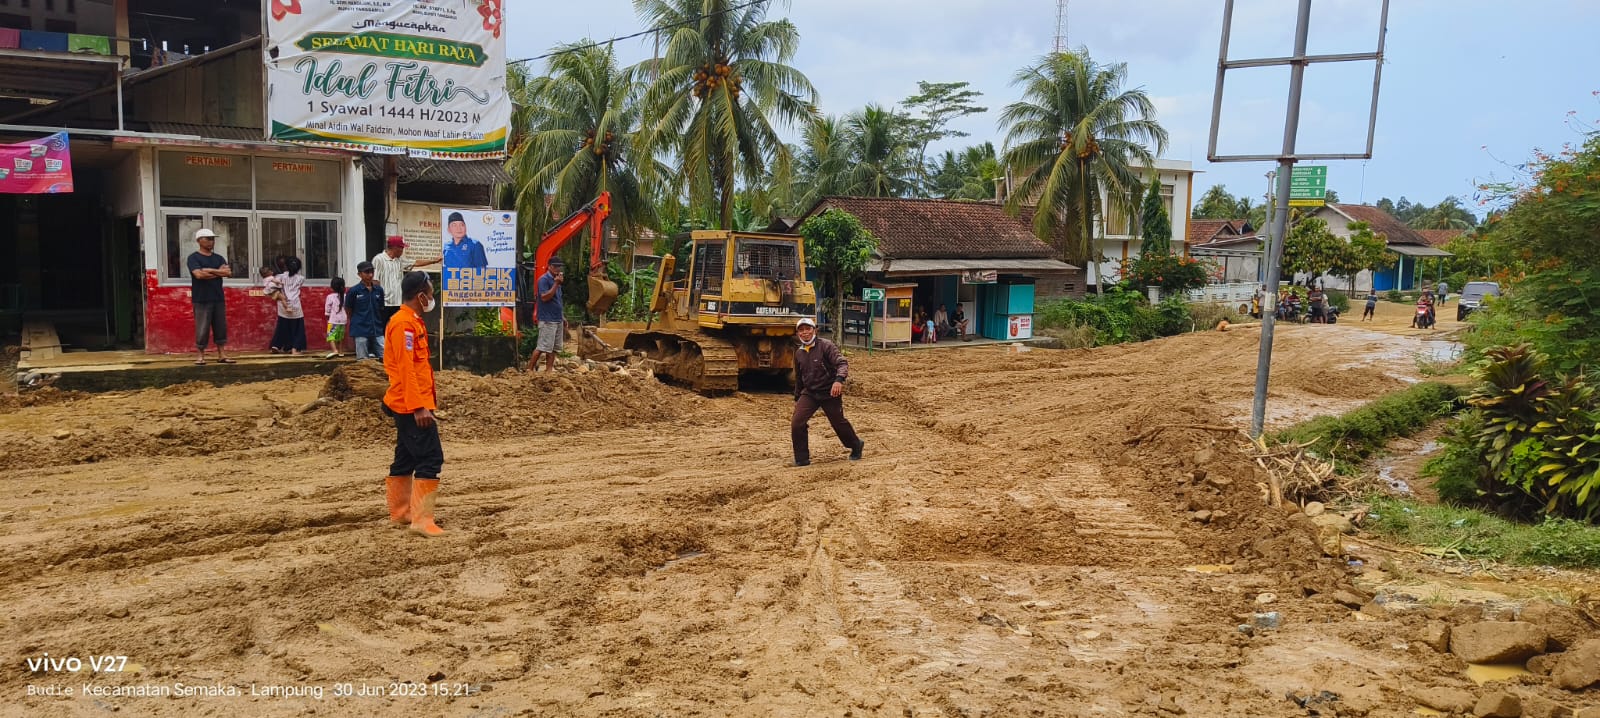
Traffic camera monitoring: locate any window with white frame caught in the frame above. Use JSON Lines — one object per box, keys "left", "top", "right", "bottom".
{"left": 159, "top": 152, "right": 342, "bottom": 283}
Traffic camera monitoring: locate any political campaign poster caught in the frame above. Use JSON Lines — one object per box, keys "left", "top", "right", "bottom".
{"left": 440, "top": 208, "right": 516, "bottom": 306}
{"left": 263, "top": 0, "right": 510, "bottom": 159}
{"left": 0, "top": 132, "right": 73, "bottom": 194}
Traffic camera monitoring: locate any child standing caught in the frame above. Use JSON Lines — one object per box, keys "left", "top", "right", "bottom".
{"left": 324, "top": 277, "right": 348, "bottom": 358}
{"left": 270, "top": 256, "right": 308, "bottom": 355}
{"left": 1362, "top": 292, "right": 1377, "bottom": 321}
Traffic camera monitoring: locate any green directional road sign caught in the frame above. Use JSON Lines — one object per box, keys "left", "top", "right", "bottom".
{"left": 861, "top": 287, "right": 885, "bottom": 301}
{"left": 1288, "top": 165, "right": 1328, "bottom": 207}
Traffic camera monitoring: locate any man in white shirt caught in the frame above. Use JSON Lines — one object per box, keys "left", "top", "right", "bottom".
{"left": 372, "top": 236, "right": 441, "bottom": 325}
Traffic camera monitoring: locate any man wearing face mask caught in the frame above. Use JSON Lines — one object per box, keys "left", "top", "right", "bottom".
{"left": 382, "top": 271, "right": 446, "bottom": 537}
{"left": 790, "top": 317, "right": 864, "bottom": 467}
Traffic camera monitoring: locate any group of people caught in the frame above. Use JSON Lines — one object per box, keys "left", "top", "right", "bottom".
{"left": 187, "top": 230, "right": 442, "bottom": 365}
{"left": 911, "top": 303, "right": 969, "bottom": 344}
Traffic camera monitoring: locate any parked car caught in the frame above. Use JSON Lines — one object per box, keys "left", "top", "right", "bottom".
{"left": 1457, "top": 281, "right": 1501, "bottom": 321}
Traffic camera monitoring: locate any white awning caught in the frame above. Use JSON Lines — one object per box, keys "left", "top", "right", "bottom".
{"left": 869, "top": 257, "right": 1079, "bottom": 276}
{"left": 1387, "top": 244, "right": 1453, "bottom": 257}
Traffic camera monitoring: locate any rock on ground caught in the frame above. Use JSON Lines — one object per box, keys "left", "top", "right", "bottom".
{"left": 1473, "top": 690, "right": 1521, "bottom": 718}
{"left": 1519, "top": 603, "right": 1599, "bottom": 652}
{"left": 1451, "top": 621, "right": 1550, "bottom": 664}
{"left": 1410, "top": 686, "right": 1476, "bottom": 714}
{"left": 1551, "top": 638, "right": 1600, "bottom": 691}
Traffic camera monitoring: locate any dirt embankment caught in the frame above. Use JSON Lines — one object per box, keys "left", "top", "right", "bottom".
{"left": 3, "top": 324, "right": 1596, "bottom": 717}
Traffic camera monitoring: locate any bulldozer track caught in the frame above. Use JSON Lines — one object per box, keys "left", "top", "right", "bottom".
{"left": 695, "top": 340, "right": 740, "bottom": 394}
{"left": 623, "top": 329, "right": 741, "bottom": 395}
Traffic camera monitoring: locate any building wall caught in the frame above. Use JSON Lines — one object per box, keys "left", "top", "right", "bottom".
{"left": 1090, "top": 161, "right": 1194, "bottom": 288}
{"left": 140, "top": 150, "right": 367, "bottom": 354}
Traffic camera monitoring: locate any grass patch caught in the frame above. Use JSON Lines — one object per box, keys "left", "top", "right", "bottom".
{"left": 1273, "top": 382, "right": 1461, "bottom": 466}
{"left": 1366, "top": 496, "right": 1600, "bottom": 568}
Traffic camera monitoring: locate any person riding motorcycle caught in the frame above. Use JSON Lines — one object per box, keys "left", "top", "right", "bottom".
{"left": 1413, "top": 291, "right": 1436, "bottom": 329}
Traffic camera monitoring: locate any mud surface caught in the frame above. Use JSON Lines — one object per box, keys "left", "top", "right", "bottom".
{"left": 4, "top": 316, "right": 1596, "bottom": 717}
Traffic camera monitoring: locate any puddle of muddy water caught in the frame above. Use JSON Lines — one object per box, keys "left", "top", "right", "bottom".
{"left": 1373, "top": 439, "right": 1442, "bottom": 495}
{"left": 1465, "top": 662, "right": 1532, "bottom": 685}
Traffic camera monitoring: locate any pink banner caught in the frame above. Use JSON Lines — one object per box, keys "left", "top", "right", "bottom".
{"left": 0, "top": 132, "right": 73, "bottom": 194}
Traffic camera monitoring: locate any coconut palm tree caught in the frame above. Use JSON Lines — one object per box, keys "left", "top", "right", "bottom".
{"left": 928, "top": 144, "right": 1001, "bottom": 200}
{"left": 633, "top": 0, "right": 817, "bottom": 229}
{"left": 786, "top": 114, "right": 849, "bottom": 212}
{"left": 506, "top": 41, "right": 661, "bottom": 253}
{"left": 838, "top": 104, "right": 918, "bottom": 198}
{"left": 999, "top": 51, "right": 1169, "bottom": 282}
{"left": 1409, "top": 196, "right": 1477, "bottom": 230}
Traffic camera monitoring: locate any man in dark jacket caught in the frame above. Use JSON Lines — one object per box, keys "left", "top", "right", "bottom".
{"left": 346, "top": 261, "right": 387, "bottom": 360}
{"left": 791, "top": 317, "right": 863, "bottom": 466}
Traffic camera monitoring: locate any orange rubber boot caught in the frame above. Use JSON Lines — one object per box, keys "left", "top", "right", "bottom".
{"left": 385, "top": 476, "right": 412, "bottom": 525}
{"left": 408, "top": 479, "right": 445, "bottom": 537}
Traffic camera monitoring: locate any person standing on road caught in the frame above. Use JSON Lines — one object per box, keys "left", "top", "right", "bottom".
{"left": 383, "top": 271, "right": 446, "bottom": 537}
{"left": 187, "top": 228, "right": 234, "bottom": 366}
{"left": 346, "top": 261, "right": 386, "bottom": 360}
{"left": 1362, "top": 291, "right": 1377, "bottom": 321}
{"left": 528, "top": 257, "right": 566, "bottom": 373}
{"left": 1437, "top": 280, "right": 1449, "bottom": 306}
{"left": 790, "top": 317, "right": 864, "bottom": 467}
{"left": 372, "top": 236, "right": 441, "bottom": 326}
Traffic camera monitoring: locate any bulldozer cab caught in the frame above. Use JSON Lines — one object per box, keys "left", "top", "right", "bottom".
{"left": 666, "top": 230, "right": 816, "bottom": 330}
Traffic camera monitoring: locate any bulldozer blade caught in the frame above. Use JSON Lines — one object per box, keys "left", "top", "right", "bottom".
{"left": 587, "top": 276, "right": 620, "bottom": 315}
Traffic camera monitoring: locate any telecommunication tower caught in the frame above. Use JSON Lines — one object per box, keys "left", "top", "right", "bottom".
{"left": 1053, "top": 0, "right": 1068, "bottom": 52}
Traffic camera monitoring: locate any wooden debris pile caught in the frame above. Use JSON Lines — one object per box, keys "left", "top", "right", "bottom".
{"left": 1244, "top": 434, "right": 1385, "bottom": 507}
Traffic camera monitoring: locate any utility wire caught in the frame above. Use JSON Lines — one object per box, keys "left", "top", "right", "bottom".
{"left": 509, "top": 0, "right": 770, "bottom": 66}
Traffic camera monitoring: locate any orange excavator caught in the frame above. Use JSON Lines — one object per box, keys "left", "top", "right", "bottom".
{"left": 529, "top": 191, "right": 619, "bottom": 316}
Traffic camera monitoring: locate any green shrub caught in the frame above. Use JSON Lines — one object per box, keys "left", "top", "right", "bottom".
{"left": 1426, "top": 412, "right": 1486, "bottom": 506}
{"left": 1384, "top": 289, "right": 1404, "bottom": 303}
{"left": 1187, "top": 302, "right": 1246, "bottom": 330}
{"left": 1428, "top": 344, "right": 1600, "bottom": 522}
{"left": 1274, "top": 382, "right": 1461, "bottom": 465}
{"left": 1365, "top": 496, "right": 1600, "bottom": 568}
{"left": 1324, "top": 289, "right": 1352, "bottom": 313}
{"left": 1036, "top": 289, "right": 1254, "bottom": 348}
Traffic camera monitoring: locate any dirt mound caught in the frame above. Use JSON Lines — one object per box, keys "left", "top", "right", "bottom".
{"left": 1276, "top": 364, "right": 1408, "bottom": 399}
{"left": 0, "top": 366, "right": 697, "bottom": 472}
{"left": 1112, "top": 405, "right": 1353, "bottom": 594}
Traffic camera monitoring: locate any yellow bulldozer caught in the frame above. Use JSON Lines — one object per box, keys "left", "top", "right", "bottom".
{"left": 530, "top": 193, "right": 818, "bottom": 393}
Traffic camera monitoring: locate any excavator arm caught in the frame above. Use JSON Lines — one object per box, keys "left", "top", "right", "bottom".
{"left": 532, "top": 191, "right": 618, "bottom": 315}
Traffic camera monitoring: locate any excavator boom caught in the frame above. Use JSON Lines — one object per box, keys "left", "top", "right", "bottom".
{"left": 532, "top": 192, "right": 618, "bottom": 316}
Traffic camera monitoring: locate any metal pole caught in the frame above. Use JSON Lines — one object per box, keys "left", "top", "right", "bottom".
{"left": 1249, "top": 0, "right": 1313, "bottom": 439}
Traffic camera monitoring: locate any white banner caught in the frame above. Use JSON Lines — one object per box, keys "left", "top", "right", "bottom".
{"left": 263, "top": 0, "right": 509, "bottom": 159}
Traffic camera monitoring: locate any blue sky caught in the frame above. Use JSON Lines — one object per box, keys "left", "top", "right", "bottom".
{"left": 509, "top": 0, "right": 1599, "bottom": 219}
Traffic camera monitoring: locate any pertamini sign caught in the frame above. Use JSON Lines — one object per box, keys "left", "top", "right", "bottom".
{"left": 263, "top": 0, "right": 509, "bottom": 159}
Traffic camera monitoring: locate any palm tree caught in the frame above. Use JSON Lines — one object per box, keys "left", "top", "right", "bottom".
{"left": 506, "top": 42, "right": 660, "bottom": 254}
{"left": 928, "top": 142, "right": 1001, "bottom": 200}
{"left": 838, "top": 104, "right": 918, "bottom": 198}
{"left": 999, "top": 51, "right": 1168, "bottom": 285}
{"left": 1409, "top": 196, "right": 1477, "bottom": 230}
{"left": 787, "top": 114, "right": 850, "bottom": 212}
{"left": 634, "top": 0, "right": 817, "bottom": 228}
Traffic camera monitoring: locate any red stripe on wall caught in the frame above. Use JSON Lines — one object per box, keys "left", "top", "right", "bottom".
{"left": 145, "top": 270, "right": 336, "bottom": 354}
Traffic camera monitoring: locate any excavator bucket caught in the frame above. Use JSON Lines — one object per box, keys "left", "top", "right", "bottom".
{"left": 587, "top": 275, "right": 619, "bottom": 315}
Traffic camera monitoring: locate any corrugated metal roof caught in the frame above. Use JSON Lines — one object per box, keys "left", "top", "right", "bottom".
{"left": 360, "top": 156, "right": 510, "bottom": 185}
{"left": 1388, "top": 244, "right": 1453, "bottom": 257}
{"left": 145, "top": 123, "right": 264, "bottom": 140}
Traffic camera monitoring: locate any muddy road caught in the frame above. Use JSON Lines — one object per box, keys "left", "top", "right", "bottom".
{"left": 3, "top": 319, "right": 1594, "bottom": 717}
